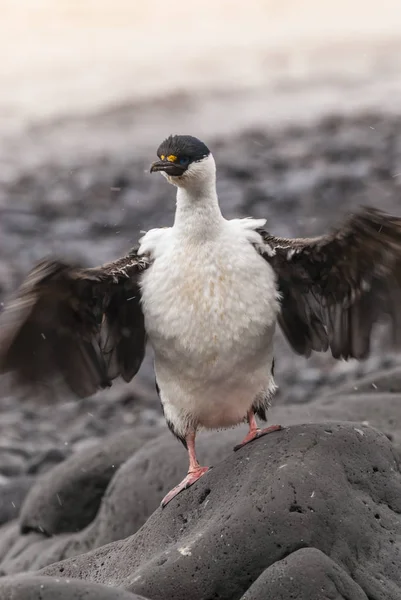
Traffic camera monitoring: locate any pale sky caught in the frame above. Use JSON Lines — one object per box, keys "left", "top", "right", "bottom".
{"left": 1, "top": 1, "right": 401, "bottom": 128}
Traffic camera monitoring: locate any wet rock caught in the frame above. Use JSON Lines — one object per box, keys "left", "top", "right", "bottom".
{"left": 40, "top": 423, "right": 401, "bottom": 600}
{"left": 0, "top": 575, "right": 148, "bottom": 600}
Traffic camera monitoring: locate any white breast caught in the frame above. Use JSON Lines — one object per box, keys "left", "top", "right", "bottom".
{"left": 139, "top": 219, "right": 280, "bottom": 433}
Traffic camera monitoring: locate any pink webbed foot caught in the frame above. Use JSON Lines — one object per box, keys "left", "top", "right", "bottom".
{"left": 234, "top": 424, "right": 283, "bottom": 451}
{"left": 161, "top": 466, "right": 210, "bottom": 507}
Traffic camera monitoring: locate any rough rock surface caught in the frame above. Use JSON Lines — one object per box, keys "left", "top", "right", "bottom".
{"left": 84, "top": 425, "right": 249, "bottom": 548}
{"left": 0, "top": 379, "right": 159, "bottom": 485}
{"left": 241, "top": 548, "right": 369, "bottom": 600}
{"left": 0, "top": 426, "right": 247, "bottom": 575}
{"left": 3, "top": 368, "right": 401, "bottom": 581}
{"left": 39, "top": 423, "right": 401, "bottom": 600}
{"left": 19, "top": 426, "right": 159, "bottom": 536}
{"left": 2, "top": 367, "right": 401, "bottom": 586}
{"left": 270, "top": 384, "right": 401, "bottom": 448}
{"left": 0, "top": 575, "right": 148, "bottom": 600}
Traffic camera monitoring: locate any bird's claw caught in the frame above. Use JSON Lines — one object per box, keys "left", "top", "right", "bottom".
{"left": 161, "top": 466, "right": 210, "bottom": 507}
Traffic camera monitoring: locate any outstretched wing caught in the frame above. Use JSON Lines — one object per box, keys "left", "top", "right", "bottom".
{"left": 0, "top": 249, "right": 150, "bottom": 397}
{"left": 258, "top": 207, "right": 401, "bottom": 360}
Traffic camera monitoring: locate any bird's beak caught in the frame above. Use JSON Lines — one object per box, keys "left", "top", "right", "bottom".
{"left": 150, "top": 161, "right": 185, "bottom": 176}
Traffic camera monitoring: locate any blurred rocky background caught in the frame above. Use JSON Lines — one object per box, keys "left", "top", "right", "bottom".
{"left": 1, "top": 2, "right": 401, "bottom": 599}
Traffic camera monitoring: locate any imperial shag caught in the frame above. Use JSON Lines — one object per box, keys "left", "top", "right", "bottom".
{"left": 1, "top": 134, "right": 401, "bottom": 506}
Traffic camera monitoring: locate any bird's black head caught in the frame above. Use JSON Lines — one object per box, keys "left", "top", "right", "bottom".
{"left": 150, "top": 135, "right": 210, "bottom": 177}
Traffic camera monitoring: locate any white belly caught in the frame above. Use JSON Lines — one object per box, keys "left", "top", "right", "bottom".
{"left": 139, "top": 228, "right": 280, "bottom": 434}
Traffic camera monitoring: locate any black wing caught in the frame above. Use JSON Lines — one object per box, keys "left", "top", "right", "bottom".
{"left": 258, "top": 207, "right": 401, "bottom": 360}
{"left": 0, "top": 249, "right": 150, "bottom": 397}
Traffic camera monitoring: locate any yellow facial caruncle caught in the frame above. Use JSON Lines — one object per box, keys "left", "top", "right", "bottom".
{"left": 167, "top": 155, "right": 177, "bottom": 162}
{"left": 160, "top": 154, "right": 165, "bottom": 160}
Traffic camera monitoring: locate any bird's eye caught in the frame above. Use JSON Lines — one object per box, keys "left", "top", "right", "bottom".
{"left": 179, "top": 157, "right": 189, "bottom": 165}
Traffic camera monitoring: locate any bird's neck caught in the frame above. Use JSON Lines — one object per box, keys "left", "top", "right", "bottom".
{"left": 173, "top": 184, "right": 224, "bottom": 240}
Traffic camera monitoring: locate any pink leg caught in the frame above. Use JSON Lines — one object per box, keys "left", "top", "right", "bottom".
{"left": 161, "top": 431, "right": 210, "bottom": 508}
{"left": 234, "top": 410, "right": 282, "bottom": 451}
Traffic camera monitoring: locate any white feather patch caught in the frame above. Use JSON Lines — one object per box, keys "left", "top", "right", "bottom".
{"left": 140, "top": 214, "right": 279, "bottom": 435}
{"left": 138, "top": 228, "right": 171, "bottom": 258}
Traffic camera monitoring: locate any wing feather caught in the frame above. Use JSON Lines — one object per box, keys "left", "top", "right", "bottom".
{"left": 258, "top": 207, "right": 401, "bottom": 360}
{"left": 0, "top": 249, "right": 150, "bottom": 397}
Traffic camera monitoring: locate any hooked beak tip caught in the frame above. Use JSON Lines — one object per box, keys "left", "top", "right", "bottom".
{"left": 149, "top": 161, "right": 185, "bottom": 176}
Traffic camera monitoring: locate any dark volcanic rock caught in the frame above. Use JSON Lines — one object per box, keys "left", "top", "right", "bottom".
{"left": 0, "top": 426, "right": 247, "bottom": 575}
{"left": 270, "top": 385, "right": 401, "bottom": 448}
{"left": 26, "top": 447, "right": 68, "bottom": 475}
{"left": 19, "top": 427, "right": 156, "bottom": 536}
{"left": 40, "top": 423, "right": 401, "bottom": 600}
{"left": 0, "top": 575, "right": 148, "bottom": 600}
{"left": 326, "top": 364, "right": 401, "bottom": 397}
{"left": 0, "top": 477, "right": 35, "bottom": 525}
{"left": 0, "top": 533, "right": 58, "bottom": 577}
{"left": 0, "top": 449, "right": 27, "bottom": 477}
{"left": 240, "top": 548, "right": 368, "bottom": 600}
{"left": 85, "top": 426, "right": 248, "bottom": 549}
{"left": 0, "top": 530, "right": 50, "bottom": 577}
{"left": 0, "top": 522, "right": 20, "bottom": 563}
